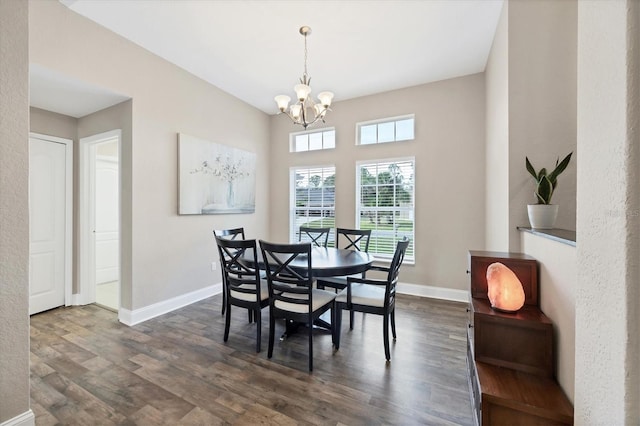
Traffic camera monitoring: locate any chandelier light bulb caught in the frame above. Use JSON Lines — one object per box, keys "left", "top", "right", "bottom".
{"left": 290, "top": 104, "right": 302, "bottom": 120}
{"left": 317, "top": 91, "right": 334, "bottom": 108}
{"left": 274, "top": 95, "right": 291, "bottom": 112}
{"left": 294, "top": 84, "right": 311, "bottom": 102}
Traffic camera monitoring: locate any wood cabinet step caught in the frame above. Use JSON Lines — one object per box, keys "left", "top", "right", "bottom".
{"left": 472, "top": 298, "right": 554, "bottom": 377}
{"left": 467, "top": 251, "right": 573, "bottom": 425}
{"left": 475, "top": 361, "right": 573, "bottom": 425}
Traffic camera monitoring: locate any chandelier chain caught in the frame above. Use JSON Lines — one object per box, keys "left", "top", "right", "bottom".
{"left": 303, "top": 33, "right": 308, "bottom": 81}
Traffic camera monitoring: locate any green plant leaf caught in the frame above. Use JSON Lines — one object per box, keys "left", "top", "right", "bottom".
{"left": 537, "top": 167, "right": 547, "bottom": 181}
{"left": 536, "top": 175, "right": 554, "bottom": 204}
{"left": 525, "top": 157, "right": 538, "bottom": 179}
{"left": 548, "top": 152, "right": 572, "bottom": 182}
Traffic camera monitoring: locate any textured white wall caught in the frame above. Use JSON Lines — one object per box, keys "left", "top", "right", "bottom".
{"left": 575, "top": 0, "right": 640, "bottom": 423}
{"left": 521, "top": 233, "right": 576, "bottom": 402}
{"left": 0, "top": 0, "right": 31, "bottom": 422}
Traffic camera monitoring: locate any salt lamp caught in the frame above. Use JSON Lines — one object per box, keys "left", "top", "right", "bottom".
{"left": 486, "top": 262, "right": 525, "bottom": 313}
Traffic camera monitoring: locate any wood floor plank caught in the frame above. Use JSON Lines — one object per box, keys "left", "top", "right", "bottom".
{"left": 30, "top": 294, "right": 474, "bottom": 425}
{"left": 42, "top": 372, "right": 129, "bottom": 424}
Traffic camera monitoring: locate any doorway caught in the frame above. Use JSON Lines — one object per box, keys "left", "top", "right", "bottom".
{"left": 80, "top": 130, "right": 121, "bottom": 312}
{"left": 29, "top": 133, "right": 73, "bottom": 315}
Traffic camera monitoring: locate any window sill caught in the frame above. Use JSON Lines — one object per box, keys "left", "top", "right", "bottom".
{"left": 517, "top": 226, "right": 576, "bottom": 247}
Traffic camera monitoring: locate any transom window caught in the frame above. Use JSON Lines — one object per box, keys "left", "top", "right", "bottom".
{"left": 290, "top": 128, "right": 336, "bottom": 152}
{"left": 356, "top": 158, "right": 414, "bottom": 261}
{"left": 290, "top": 166, "right": 336, "bottom": 244}
{"left": 357, "top": 115, "right": 415, "bottom": 145}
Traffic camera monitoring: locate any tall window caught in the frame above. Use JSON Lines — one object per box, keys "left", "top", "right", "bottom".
{"left": 356, "top": 158, "right": 414, "bottom": 261}
{"left": 290, "top": 166, "right": 336, "bottom": 243}
{"left": 290, "top": 128, "right": 336, "bottom": 152}
{"left": 357, "top": 115, "right": 414, "bottom": 145}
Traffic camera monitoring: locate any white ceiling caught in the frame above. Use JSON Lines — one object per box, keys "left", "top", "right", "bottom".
{"left": 32, "top": 0, "right": 503, "bottom": 118}
{"left": 30, "top": 63, "right": 130, "bottom": 118}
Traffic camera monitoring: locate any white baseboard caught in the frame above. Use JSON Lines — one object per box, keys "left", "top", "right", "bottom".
{"left": 119, "top": 283, "right": 222, "bottom": 326}
{"left": 115, "top": 281, "right": 465, "bottom": 327}
{"left": 71, "top": 292, "right": 88, "bottom": 306}
{"left": 1, "top": 410, "right": 34, "bottom": 426}
{"left": 397, "top": 282, "right": 468, "bottom": 303}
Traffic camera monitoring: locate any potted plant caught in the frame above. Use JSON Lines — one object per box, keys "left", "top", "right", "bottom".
{"left": 525, "top": 152, "right": 572, "bottom": 229}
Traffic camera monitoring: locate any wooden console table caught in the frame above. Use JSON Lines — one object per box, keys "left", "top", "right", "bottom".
{"left": 466, "top": 251, "right": 573, "bottom": 425}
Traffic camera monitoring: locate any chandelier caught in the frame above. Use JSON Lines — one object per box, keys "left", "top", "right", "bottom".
{"left": 274, "top": 26, "right": 334, "bottom": 129}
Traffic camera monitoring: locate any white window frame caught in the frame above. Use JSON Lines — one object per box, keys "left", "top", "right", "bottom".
{"left": 355, "top": 157, "right": 415, "bottom": 263}
{"left": 290, "top": 165, "right": 336, "bottom": 244}
{"left": 289, "top": 127, "right": 336, "bottom": 153}
{"left": 356, "top": 114, "right": 415, "bottom": 145}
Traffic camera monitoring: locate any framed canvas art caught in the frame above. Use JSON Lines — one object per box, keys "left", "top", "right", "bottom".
{"left": 178, "top": 133, "right": 256, "bottom": 214}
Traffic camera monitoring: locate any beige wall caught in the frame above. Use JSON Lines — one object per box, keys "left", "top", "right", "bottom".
{"left": 30, "top": 107, "right": 77, "bottom": 139}
{"left": 485, "top": 2, "right": 510, "bottom": 251}
{"left": 0, "top": 0, "right": 31, "bottom": 423}
{"left": 507, "top": 0, "right": 577, "bottom": 250}
{"left": 575, "top": 0, "right": 640, "bottom": 422}
{"left": 270, "top": 74, "right": 486, "bottom": 292}
{"left": 30, "top": 0, "right": 271, "bottom": 311}
{"left": 486, "top": 0, "right": 577, "bottom": 253}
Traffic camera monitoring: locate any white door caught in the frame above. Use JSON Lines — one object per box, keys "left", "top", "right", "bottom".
{"left": 95, "top": 154, "right": 119, "bottom": 284}
{"left": 80, "top": 130, "right": 120, "bottom": 311}
{"left": 29, "top": 136, "right": 70, "bottom": 315}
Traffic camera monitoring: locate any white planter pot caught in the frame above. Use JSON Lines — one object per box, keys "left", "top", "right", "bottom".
{"left": 527, "top": 204, "right": 559, "bottom": 229}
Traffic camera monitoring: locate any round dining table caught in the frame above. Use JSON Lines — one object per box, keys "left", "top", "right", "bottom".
{"left": 243, "top": 246, "right": 374, "bottom": 278}
{"left": 241, "top": 245, "right": 374, "bottom": 338}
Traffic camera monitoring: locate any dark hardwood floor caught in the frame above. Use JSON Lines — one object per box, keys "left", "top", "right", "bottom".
{"left": 30, "top": 294, "right": 473, "bottom": 425}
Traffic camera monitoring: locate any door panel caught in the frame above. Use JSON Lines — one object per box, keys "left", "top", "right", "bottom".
{"left": 95, "top": 156, "right": 119, "bottom": 284}
{"left": 29, "top": 137, "right": 67, "bottom": 315}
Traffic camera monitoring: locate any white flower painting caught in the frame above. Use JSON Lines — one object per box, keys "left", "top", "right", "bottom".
{"left": 178, "top": 133, "right": 256, "bottom": 214}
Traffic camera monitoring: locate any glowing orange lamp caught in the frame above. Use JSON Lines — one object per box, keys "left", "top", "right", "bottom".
{"left": 486, "top": 262, "right": 525, "bottom": 313}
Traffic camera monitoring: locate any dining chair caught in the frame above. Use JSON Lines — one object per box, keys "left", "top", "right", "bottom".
{"left": 259, "top": 240, "right": 337, "bottom": 371}
{"left": 299, "top": 226, "right": 331, "bottom": 247}
{"left": 317, "top": 228, "right": 372, "bottom": 327}
{"left": 334, "top": 237, "right": 410, "bottom": 361}
{"left": 213, "top": 228, "right": 245, "bottom": 316}
{"left": 215, "top": 236, "right": 269, "bottom": 352}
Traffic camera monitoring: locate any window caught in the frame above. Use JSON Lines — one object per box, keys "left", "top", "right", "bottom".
{"left": 356, "top": 158, "right": 414, "bottom": 261}
{"left": 290, "top": 128, "right": 336, "bottom": 152}
{"left": 290, "top": 166, "right": 336, "bottom": 243}
{"left": 357, "top": 115, "right": 414, "bottom": 145}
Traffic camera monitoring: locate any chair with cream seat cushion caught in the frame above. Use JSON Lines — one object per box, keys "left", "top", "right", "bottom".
{"left": 259, "top": 240, "right": 337, "bottom": 372}
{"left": 317, "top": 228, "right": 372, "bottom": 327}
{"left": 215, "top": 236, "right": 269, "bottom": 353}
{"left": 334, "top": 238, "right": 410, "bottom": 361}
{"left": 213, "top": 227, "right": 246, "bottom": 315}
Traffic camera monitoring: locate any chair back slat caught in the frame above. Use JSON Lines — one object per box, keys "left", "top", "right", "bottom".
{"left": 213, "top": 227, "right": 245, "bottom": 240}
{"left": 259, "top": 240, "right": 313, "bottom": 307}
{"left": 299, "top": 226, "right": 331, "bottom": 247}
{"left": 385, "top": 237, "right": 410, "bottom": 304}
{"left": 215, "top": 236, "right": 262, "bottom": 303}
{"left": 336, "top": 228, "right": 371, "bottom": 252}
